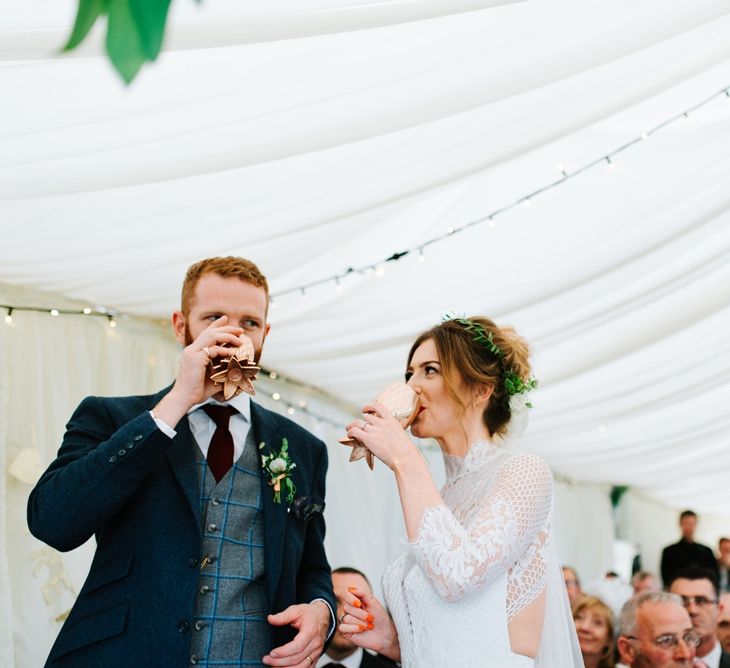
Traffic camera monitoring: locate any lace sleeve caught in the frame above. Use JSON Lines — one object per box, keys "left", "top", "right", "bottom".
{"left": 408, "top": 453, "right": 553, "bottom": 602}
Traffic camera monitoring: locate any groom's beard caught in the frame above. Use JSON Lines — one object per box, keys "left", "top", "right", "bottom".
{"left": 184, "top": 323, "right": 263, "bottom": 362}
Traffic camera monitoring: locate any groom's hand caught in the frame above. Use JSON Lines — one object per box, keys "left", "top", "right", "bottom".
{"left": 263, "top": 601, "right": 330, "bottom": 667}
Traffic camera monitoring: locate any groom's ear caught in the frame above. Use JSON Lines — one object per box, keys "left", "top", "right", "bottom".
{"left": 172, "top": 311, "right": 186, "bottom": 345}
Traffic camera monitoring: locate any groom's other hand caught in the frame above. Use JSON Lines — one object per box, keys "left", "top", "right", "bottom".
{"left": 263, "top": 600, "right": 331, "bottom": 667}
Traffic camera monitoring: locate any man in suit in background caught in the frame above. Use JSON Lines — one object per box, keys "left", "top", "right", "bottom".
{"left": 660, "top": 510, "right": 718, "bottom": 588}
{"left": 28, "top": 256, "right": 335, "bottom": 667}
{"left": 669, "top": 567, "right": 730, "bottom": 668}
{"left": 317, "top": 568, "right": 394, "bottom": 668}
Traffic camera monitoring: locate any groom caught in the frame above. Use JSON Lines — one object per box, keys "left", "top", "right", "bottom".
{"left": 28, "top": 256, "right": 335, "bottom": 667}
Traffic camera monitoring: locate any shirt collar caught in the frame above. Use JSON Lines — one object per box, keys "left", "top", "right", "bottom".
{"left": 189, "top": 392, "right": 251, "bottom": 422}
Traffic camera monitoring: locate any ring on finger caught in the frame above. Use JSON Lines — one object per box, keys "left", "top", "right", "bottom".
{"left": 306, "top": 656, "right": 313, "bottom": 666}
{"left": 338, "top": 612, "right": 346, "bottom": 624}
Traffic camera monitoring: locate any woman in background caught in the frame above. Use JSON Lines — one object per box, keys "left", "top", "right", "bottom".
{"left": 573, "top": 596, "right": 616, "bottom": 668}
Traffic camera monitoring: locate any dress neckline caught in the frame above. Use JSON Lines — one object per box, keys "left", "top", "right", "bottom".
{"left": 443, "top": 439, "right": 501, "bottom": 480}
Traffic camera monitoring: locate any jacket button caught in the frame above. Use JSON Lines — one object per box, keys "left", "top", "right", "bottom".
{"left": 186, "top": 557, "right": 198, "bottom": 568}
{"left": 199, "top": 585, "right": 212, "bottom": 595}
{"left": 108, "top": 455, "right": 117, "bottom": 463}
{"left": 134, "top": 434, "right": 143, "bottom": 441}
{"left": 211, "top": 497, "right": 220, "bottom": 506}
{"left": 207, "top": 523, "right": 218, "bottom": 533}
{"left": 194, "top": 620, "right": 206, "bottom": 631}
{"left": 190, "top": 655, "right": 198, "bottom": 664}
{"left": 177, "top": 620, "right": 190, "bottom": 633}
{"left": 118, "top": 449, "right": 127, "bottom": 456}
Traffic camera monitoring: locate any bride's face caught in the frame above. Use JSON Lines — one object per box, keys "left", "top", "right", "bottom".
{"left": 405, "top": 338, "right": 463, "bottom": 440}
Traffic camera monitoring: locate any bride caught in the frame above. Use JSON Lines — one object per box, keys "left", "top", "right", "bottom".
{"left": 339, "top": 316, "right": 583, "bottom": 667}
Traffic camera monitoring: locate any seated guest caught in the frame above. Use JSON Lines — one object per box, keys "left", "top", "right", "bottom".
{"left": 660, "top": 510, "right": 718, "bottom": 588}
{"left": 718, "top": 593, "right": 730, "bottom": 653}
{"left": 318, "top": 567, "right": 394, "bottom": 668}
{"left": 572, "top": 596, "right": 616, "bottom": 668}
{"left": 564, "top": 565, "right": 584, "bottom": 606}
{"left": 617, "top": 591, "right": 700, "bottom": 667}
{"left": 669, "top": 567, "right": 730, "bottom": 667}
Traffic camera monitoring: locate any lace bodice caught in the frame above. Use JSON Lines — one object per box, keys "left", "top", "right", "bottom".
{"left": 382, "top": 440, "right": 554, "bottom": 667}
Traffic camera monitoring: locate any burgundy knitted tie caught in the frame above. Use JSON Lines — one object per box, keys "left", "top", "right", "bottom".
{"left": 202, "top": 404, "right": 237, "bottom": 482}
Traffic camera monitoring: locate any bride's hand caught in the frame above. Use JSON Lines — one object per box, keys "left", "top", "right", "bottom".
{"left": 338, "top": 586, "right": 400, "bottom": 662}
{"left": 346, "top": 402, "right": 416, "bottom": 471}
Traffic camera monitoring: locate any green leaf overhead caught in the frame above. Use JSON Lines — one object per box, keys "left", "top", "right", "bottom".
{"left": 63, "top": 0, "right": 107, "bottom": 52}
{"left": 129, "top": 0, "right": 172, "bottom": 61}
{"left": 106, "top": 0, "right": 147, "bottom": 84}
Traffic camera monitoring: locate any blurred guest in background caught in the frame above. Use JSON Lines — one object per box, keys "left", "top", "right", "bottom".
{"left": 669, "top": 567, "right": 730, "bottom": 667}
{"left": 632, "top": 572, "right": 661, "bottom": 596}
{"left": 660, "top": 510, "right": 718, "bottom": 588}
{"left": 718, "top": 593, "right": 730, "bottom": 654}
{"left": 573, "top": 596, "right": 616, "bottom": 668}
{"left": 617, "top": 591, "right": 699, "bottom": 667}
{"left": 564, "top": 566, "right": 584, "bottom": 606}
{"left": 717, "top": 538, "right": 730, "bottom": 594}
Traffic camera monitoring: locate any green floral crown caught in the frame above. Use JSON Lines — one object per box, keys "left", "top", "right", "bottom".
{"left": 442, "top": 314, "right": 538, "bottom": 403}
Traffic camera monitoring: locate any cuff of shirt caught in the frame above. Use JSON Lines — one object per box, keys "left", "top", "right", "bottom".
{"left": 311, "top": 598, "right": 335, "bottom": 641}
{"left": 149, "top": 410, "right": 177, "bottom": 439}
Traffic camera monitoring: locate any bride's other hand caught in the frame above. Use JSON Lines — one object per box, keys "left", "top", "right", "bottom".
{"left": 338, "top": 586, "right": 400, "bottom": 662}
{"left": 346, "top": 402, "right": 417, "bottom": 471}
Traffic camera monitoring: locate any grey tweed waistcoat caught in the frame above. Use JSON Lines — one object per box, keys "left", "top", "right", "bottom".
{"left": 189, "top": 427, "right": 270, "bottom": 666}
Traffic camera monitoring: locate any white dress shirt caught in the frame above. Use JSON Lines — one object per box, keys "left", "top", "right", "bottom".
{"left": 699, "top": 639, "right": 722, "bottom": 668}
{"left": 151, "top": 393, "right": 252, "bottom": 462}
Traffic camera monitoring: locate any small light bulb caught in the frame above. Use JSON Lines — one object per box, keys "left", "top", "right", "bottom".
{"left": 446, "top": 226, "right": 455, "bottom": 234}
{"left": 488, "top": 217, "right": 496, "bottom": 228}
{"left": 287, "top": 407, "right": 295, "bottom": 415}
{"left": 375, "top": 264, "right": 386, "bottom": 278}
{"left": 524, "top": 198, "right": 532, "bottom": 208}
{"left": 50, "top": 309, "right": 60, "bottom": 317}
{"left": 269, "top": 371, "right": 278, "bottom": 380}
{"left": 272, "top": 392, "right": 281, "bottom": 401}
{"left": 640, "top": 132, "right": 648, "bottom": 140}
{"left": 83, "top": 307, "right": 92, "bottom": 315}
{"left": 109, "top": 319, "right": 117, "bottom": 328}
{"left": 298, "top": 399, "right": 307, "bottom": 408}
{"left": 418, "top": 248, "right": 425, "bottom": 263}
{"left": 4, "top": 313, "right": 12, "bottom": 324}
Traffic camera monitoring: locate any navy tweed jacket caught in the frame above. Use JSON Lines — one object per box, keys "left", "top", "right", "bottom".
{"left": 27, "top": 386, "right": 335, "bottom": 666}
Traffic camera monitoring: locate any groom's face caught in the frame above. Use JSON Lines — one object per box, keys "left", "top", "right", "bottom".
{"left": 175, "top": 272, "right": 270, "bottom": 361}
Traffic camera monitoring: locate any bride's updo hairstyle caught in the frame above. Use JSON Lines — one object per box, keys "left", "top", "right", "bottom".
{"left": 407, "top": 317, "right": 532, "bottom": 437}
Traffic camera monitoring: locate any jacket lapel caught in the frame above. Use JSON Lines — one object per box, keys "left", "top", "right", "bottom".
{"left": 165, "top": 414, "right": 202, "bottom": 528}
{"left": 251, "top": 402, "right": 288, "bottom": 607}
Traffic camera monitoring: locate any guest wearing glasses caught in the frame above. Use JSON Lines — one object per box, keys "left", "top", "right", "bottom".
{"left": 617, "top": 591, "right": 700, "bottom": 667}
{"left": 669, "top": 567, "right": 730, "bottom": 668}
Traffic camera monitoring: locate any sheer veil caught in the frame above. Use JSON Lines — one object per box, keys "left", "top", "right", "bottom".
{"left": 535, "top": 523, "right": 585, "bottom": 667}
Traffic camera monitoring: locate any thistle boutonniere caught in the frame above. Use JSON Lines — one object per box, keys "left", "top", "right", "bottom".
{"left": 259, "top": 438, "right": 297, "bottom": 505}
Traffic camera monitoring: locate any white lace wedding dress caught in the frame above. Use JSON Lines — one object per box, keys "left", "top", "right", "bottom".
{"left": 382, "top": 440, "right": 583, "bottom": 667}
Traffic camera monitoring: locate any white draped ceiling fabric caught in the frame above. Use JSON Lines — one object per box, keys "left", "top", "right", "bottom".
{"left": 2, "top": 0, "right": 730, "bottom": 658}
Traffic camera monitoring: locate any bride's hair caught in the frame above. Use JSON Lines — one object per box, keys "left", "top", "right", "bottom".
{"left": 407, "top": 317, "right": 531, "bottom": 436}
